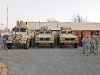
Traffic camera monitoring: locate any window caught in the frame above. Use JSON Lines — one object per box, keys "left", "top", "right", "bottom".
{"left": 61, "top": 31, "right": 66, "bottom": 34}
{"left": 68, "top": 31, "right": 72, "bottom": 34}
{"left": 40, "top": 31, "right": 44, "bottom": 34}
{"left": 91, "top": 30, "right": 99, "bottom": 35}
{"left": 46, "top": 31, "right": 51, "bottom": 34}
{"left": 13, "top": 28, "right": 19, "bottom": 32}
{"left": 20, "top": 28, "right": 27, "bottom": 32}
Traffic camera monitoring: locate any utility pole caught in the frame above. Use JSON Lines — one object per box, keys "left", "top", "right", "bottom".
{"left": 57, "top": 21, "right": 58, "bottom": 33}
{"left": 39, "top": 21, "right": 40, "bottom": 29}
{"left": 7, "top": 4, "right": 8, "bottom": 31}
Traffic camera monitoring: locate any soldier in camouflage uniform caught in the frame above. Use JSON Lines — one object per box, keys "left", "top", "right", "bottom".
{"left": 82, "top": 37, "right": 86, "bottom": 54}
{"left": 0, "top": 34, "right": 3, "bottom": 50}
{"left": 90, "top": 36, "right": 96, "bottom": 53}
{"left": 85, "top": 36, "right": 91, "bottom": 56}
{"left": 3, "top": 35, "right": 8, "bottom": 50}
{"left": 95, "top": 36, "right": 99, "bottom": 55}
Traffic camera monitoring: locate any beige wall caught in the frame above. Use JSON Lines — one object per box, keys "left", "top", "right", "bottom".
{"left": 27, "top": 22, "right": 100, "bottom": 30}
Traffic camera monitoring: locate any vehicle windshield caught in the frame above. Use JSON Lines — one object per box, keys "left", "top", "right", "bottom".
{"left": 40, "top": 31, "right": 44, "bottom": 34}
{"left": 61, "top": 31, "right": 66, "bottom": 34}
{"left": 20, "top": 28, "right": 27, "bottom": 32}
{"left": 46, "top": 31, "right": 51, "bottom": 34}
{"left": 12, "top": 27, "right": 27, "bottom": 32}
{"left": 68, "top": 31, "right": 72, "bottom": 34}
{"left": 12, "top": 28, "right": 19, "bottom": 32}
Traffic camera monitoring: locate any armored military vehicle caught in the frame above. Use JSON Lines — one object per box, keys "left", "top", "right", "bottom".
{"left": 58, "top": 26, "right": 79, "bottom": 48}
{"left": 34, "top": 26, "right": 56, "bottom": 48}
{"left": 6, "top": 20, "right": 34, "bottom": 49}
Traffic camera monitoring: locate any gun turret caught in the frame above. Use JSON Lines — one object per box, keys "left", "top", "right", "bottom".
{"left": 16, "top": 20, "right": 27, "bottom": 26}
{"left": 61, "top": 26, "right": 71, "bottom": 30}
{"left": 40, "top": 26, "right": 48, "bottom": 31}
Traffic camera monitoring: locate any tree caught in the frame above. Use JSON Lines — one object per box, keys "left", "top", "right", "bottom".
{"left": 71, "top": 14, "right": 88, "bottom": 23}
{"left": 46, "top": 18, "right": 57, "bottom": 22}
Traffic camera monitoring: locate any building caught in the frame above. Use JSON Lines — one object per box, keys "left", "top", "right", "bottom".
{"left": 27, "top": 21, "right": 100, "bottom": 46}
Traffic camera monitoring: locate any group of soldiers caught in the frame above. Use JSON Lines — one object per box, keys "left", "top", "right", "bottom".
{"left": 82, "top": 35, "right": 99, "bottom": 56}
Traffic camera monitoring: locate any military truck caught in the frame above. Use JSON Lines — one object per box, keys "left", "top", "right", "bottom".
{"left": 6, "top": 20, "right": 34, "bottom": 49}
{"left": 34, "top": 26, "right": 56, "bottom": 48}
{"left": 58, "top": 26, "right": 79, "bottom": 48}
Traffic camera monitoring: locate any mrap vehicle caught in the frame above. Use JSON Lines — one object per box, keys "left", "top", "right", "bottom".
{"left": 6, "top": 20, "right": 34, "bottom": 49}
{"left": 58, "top": 26, "right": 79, "bottom": 48}
{"left": 34, "top": 26, "right": 56, "bottom": 48}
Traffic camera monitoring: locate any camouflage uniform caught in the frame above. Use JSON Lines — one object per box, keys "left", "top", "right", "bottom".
{"left": 95, "top": 37, "right": 99, "bottom": 54}
{"left": 85, "top": 36, "right": 91, "bottom": 55}
{"left": 0, "top": 37, "right": 3, "bottom": 50}
{"left": 90, "top": 37, "right": 96, "bottom": 53}
{"left": 82, "top": 37, "right": 86, "bottom": 54}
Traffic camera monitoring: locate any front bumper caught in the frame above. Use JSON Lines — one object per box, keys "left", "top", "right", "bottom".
{"left": 35, "top": 41, "right": 54, "bottom": 45}
{"left": 6, "top": 40, "right": 26, "bottom": 44}
{"left": 60, "top": 41, "right": 78, "bottom": 45}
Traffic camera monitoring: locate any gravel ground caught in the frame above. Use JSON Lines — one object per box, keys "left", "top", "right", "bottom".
{"left": 0, "top": 47, "right": 100, "bottom": 75}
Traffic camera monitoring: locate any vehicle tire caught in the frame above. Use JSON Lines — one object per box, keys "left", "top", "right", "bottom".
{"left": 30, "top": 38, "right": 34, "bottom": 47}
{"left": 74, "top": 43, "right": 77, "bottom": 48}
{"left": 7, "top": 43, "right": 12, "bottom": 49}
{"left": 35, "top": 43, "right": 38, "bottom": 48}
{"left": 57, "top": 36, "right": 60, "bottom": 46}
{"left": 50, "top": 43, "right": 54, "bottom": 48}
{"left": 25, "top": 40, "right": 29, "bottom": 49}
{"left": 54, "top": 37, "right": 57, "bottom": 46}
{"left": 59, "top": 43, "right": 62, "bottom": 48}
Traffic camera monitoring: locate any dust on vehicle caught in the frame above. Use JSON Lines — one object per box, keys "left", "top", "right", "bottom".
{"left": 58, "top": 26, "right": 79, "bottom": 48}
{"left": 6, "top": 20, "right": 34, "bottom": 49}
{"left": 34, "top": 26, "right": 56, "bottom": 48}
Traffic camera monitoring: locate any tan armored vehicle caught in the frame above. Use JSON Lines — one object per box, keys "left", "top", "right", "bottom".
{"left": 34, "top": 26, "right": 56, "bottom": 48}
{"left": 58, "top": 26, "right": 79, "bottom": 48}
{"left": 6, "top": 20, "right": 34, "bottom": 49}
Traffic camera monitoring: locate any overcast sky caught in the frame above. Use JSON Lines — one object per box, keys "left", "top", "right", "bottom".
{"left": 0, "top": 0, "right": 100, "bottom": 29}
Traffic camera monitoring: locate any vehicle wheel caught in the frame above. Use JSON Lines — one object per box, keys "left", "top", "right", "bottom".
{"left": 57, "top": 36, "right": 60, "bottom": 46}
{"left": 54, "top": 38, "right": 57, "bottom": 46}
{"left": 74, "top": 43, "right": 77, "bottom": 48}
{"left": 35, "top": 43, "right": 38, "bottom": 48}
{"left": 7, "top": 43, "right": 12, "bottom": 49}
{"left": 59, "top": 43, "right": 62, "bottom": 48}
{"left": 50, "top": 43, "right": 54, "bottom": 48}
{"left": 30, "top": 38, "right": 34, "bottom": 47}
{"left": 25, "top": 40, "right": 29, "bottom": 49}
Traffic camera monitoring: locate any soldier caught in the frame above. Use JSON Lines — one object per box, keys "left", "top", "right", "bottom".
{"left": 0, "top": 34, "right": 3, "bottom": 50}
{"left": 95, "top": 36, "right": 99, "bottom": 55}
{"left": 90, "top": 36, "right": 96, "bottom": 53}
{"left": 85, "top": 36, "right": 91, "bottom": 56}
{"left": 3, "top": 35, "right": 8, "bottom": 50}
{"left": 82, "top": 37, "right": 86, "bottom": 54}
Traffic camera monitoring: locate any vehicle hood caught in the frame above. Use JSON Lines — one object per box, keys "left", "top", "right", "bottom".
{"left": 60, "top": 34, "right": 78, "bottom": 38}
{"left": 36, "top": 34, "right": 53, "bottom": 38}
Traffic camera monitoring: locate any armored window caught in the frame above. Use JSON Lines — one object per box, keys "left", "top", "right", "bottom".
{"left": 40, "top": 31, "right": 44, "bottom": 34}
{"left": 35, "top": 29, "right": 39, "bottom": 32}
{"left": 61, "top": 31, "right": 66, "bottom": 34}
{"left": 20, "top": 28, "right": 27, "bottom": 32}
{"left": 46, "top": 31, "right": 51, "bottom": 34}
{"left": 68, "top": 31, "right": 72, "bottom": 34}
{"left": 13, "top": 28, "right": 19, "bottom": 32}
